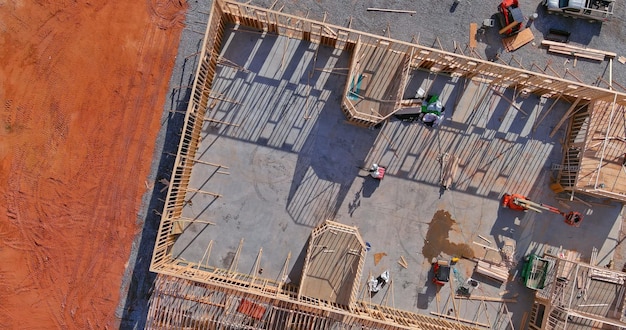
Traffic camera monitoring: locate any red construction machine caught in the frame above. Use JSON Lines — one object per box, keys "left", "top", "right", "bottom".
{"left": 501, "top": 193, "right": 583, "bottom": 227}
{"left": 497, "top": 0, "right": 524, "bottom": 36}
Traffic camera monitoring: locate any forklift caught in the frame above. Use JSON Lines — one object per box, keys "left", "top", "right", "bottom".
{"left": 501, "top": 193, "right": 583, "bottom": 227}
{"left": 497, "top": 0, "right": 524, "bottom": 36}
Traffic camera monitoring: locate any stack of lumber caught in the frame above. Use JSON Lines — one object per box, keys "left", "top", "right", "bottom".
{"left": 502, "top": 28, "right": 534, "bottom": 52}
{"left": 440, "top": 153, "right": 459, "bottom": 190}
{"left": 475, "top": 260, "right": 509, "bottom": 282}
{"left": 542, "top": 40, "right": 616, "bottom": 61}
{"left": 590, "top": 268, "right": 626, "bottom": 284}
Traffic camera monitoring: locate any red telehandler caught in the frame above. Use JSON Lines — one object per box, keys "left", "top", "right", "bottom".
{"left": 502, "top": 193, "right": 583, "bottom": 227}
{"left": 497, "top": 0, "right": 524, "bottom": 36}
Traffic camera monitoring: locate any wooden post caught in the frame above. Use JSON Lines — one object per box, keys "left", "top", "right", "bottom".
{"left": 250, "top": 247, "right": 263, "bottom": 286}
{"left": 609, "top": 58, "right": 613, "bottom": 90}
{"left": 197, "top": 240, "right": 214, "bottom": 271}
{"left": 277, "top": 251, "right": 291, "bottom": 292}
{"left": 228, "top": 238, "right": 244, "bottom": 274}
{"left": 533, "top": 93, "right": 562, "bottom": 131}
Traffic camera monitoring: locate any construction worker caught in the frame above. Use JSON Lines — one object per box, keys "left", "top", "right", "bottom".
{"left": 369, "top": 163, "right": 386, "bottom": 180}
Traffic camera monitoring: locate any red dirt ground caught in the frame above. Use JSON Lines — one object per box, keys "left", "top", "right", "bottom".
{"left": 0, "top": 1, "right": 187, "bottom": 328}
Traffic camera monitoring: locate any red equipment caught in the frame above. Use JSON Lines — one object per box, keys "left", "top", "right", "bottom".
{"left": 432, "top": 260, "right": 450, "bottom": 286}
{"left": 497, "top": 0, "right": 523, "bottom": 36}
{"left": 502, "top": 193, "right": 583, "bottom": 227}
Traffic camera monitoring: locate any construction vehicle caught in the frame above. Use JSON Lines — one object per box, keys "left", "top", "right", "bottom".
{"left": 521, "top": 254, "right": 555, "bottom": 290}
{"left": 501, "top": 193, "right": 583, "bottom": 227}
{"left": 431, "top": 260, "right": 450, "bottom": 286}
{"left": 543, "top": 0, "right": 614, "bottom": 22}
{"left": 497, "top": 0, "right": 524, "bottom": 36}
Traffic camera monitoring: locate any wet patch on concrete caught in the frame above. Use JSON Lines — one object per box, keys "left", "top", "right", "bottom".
{"left": 422, "top": 210, "right": 474, "bottom": 260}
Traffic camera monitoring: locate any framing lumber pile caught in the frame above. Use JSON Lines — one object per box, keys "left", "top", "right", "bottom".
{"left": 590, "top": 268, "right": 626, "bottom": 284}
{"left": 475, "top": 260, "right": 509, "bottom": 282}
{"left": 440, "top": 153, "right": 459, "bottom": 189}
{"left": 502, "top": 28, "right": 534, "bottom": 52}
{"left": 542, "top": 40, "right": 616, "bottom": 61}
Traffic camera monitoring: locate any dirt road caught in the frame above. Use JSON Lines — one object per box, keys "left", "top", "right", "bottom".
{"left": 0, "top": 1, "right": 186, "bottom": 328}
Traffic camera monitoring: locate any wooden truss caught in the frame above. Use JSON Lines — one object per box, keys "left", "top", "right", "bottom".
{"left": 147, "top": 274, "right": 484, "bottom": 330}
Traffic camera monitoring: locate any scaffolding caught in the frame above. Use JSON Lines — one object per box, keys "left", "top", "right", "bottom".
{"left": 528, "top": 256, "right": 626, "bottom": 329}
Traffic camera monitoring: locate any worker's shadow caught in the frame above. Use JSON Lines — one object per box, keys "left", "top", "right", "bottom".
{"left": 360, "top": 177, "right": 381, "bottom": 198}
{"left": 416, "top": 280, "right": 438, "bottom": 309}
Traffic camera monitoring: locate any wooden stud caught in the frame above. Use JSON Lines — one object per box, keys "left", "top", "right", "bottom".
{"left": 203, "top": 117, "right": 240, "bottom": 127}
{"left": 478, "top": 235, "right": 492, "bottom": 244}
{"left": 609, "top": 58, "right": 613, "bottom": 90}
{"left": 455, "top": 295, "right": 517, "bottom": 303}
{"left": 228, "top": 238, "right": 244, "bottom": 274}
{"left": 187, "top": 188, "right": 222, "bottom": 198}
{"left": 490, "top": 86, "right": 529, "bottom": 116}
{"left": 250, "top": 247, "right": 263, "bottom": 286}
{"left": 197, "top": 240, "right": 214, "bottom": 271}
{"left": 177, "top": 217, "right": 216, "bottom": 226}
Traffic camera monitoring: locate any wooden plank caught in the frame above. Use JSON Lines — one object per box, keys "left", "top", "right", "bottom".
{"left": 499, "top": 21, "right": 520, "bottom": 35}
{"left": 547, "top": 45, "right": 605, "bottom": 61}
{"left": 454, "top": 295, "right": 517, "bottom": 303}
{"left": 541, "top": 40, "right": 617, "bottom": 58}
{"left": 366, "top": 8, "right": 417, "bottom": 14}
{"left": 469, "top": 23, "right": 477, "bottom": 49}
{"left": 502, "top": 28, "right": 534, "bottom": 52}
{"left": 430, "top": 312, "right": 490, "bottom": 328}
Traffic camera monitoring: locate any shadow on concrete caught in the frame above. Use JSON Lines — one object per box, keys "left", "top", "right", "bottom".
{"left": 361, "top": 177, "right": 381, "bottom": 198}
{"left": 416, "top": 282, "right": 438, "bottom": 309}
{"left": 287, "top": 243, "right": 308, "bottom": 287}
{"left": 118, "top": 89, "right": 192, "bottom": 328}
{"left": 286, "top": 102, "right": 379, "bottom": 227}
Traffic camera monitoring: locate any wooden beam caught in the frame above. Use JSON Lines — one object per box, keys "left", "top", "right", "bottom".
{"left": 533, "top": 93, "right": 562, "bottom": 131}
{"left": 490, "top": 86, "right": 529, "bottom": 116}
{"left": 498, "top": 21, "right": 519, "bottom": 35}
{"left": 177, "top": 217, "right": 216, "bottom": 226}
{"left": 197, "top": 240, "right": 214, "bottom": 271}
{"left": 549, "top": 97, "right": 582, "bottom": 137}
{"left": 228, "top": 238, "right": 244, "bottom": 274}
{"left": 192, "top": 158, "right": 229, "bottom": 169}
{"left": 366, "top": 8, "right": 417, "bottom": 14}
{"left": 455, "top": 295, "right": 517, "bottom": 303}
{"left": 430, "top": 312, "right": 490, "bottom": 328}
{"left": 473, "top": 241, "right": 500, "bottom": 252}
{"left": 541, "top": 40, "right": 617, "bottom": 58}
{"left": 187, "top": 188, "right": 222, "bottom": 198}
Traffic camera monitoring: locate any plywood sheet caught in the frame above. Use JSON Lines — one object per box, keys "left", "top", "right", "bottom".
{"left": 502, "top": 28, "right": 534, "bottom": 52}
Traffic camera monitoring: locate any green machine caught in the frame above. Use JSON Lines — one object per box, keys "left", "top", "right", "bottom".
{"left": 521, "top": 254, "right": 555, "bottom": 290}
